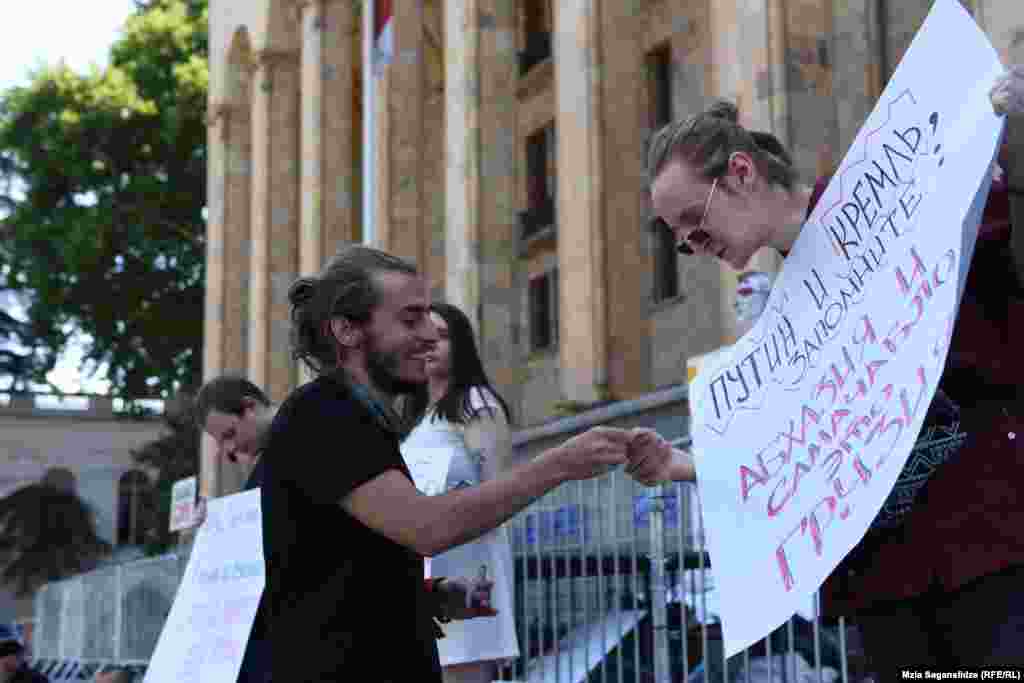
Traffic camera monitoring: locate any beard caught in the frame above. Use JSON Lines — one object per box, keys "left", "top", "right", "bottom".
{"left": 366, "top": 344, "right": 423, "bottom": 396}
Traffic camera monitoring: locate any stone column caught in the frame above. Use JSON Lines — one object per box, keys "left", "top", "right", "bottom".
{"left": 200, "top": 103, "right": 229, "bottom": 503}
{"left": 222, "top": 102, "right": 251, "bottom": 378}
{"left": 477, "top": 0, "right": 519, "bottom": 398}
{"left": 299, "top": 0, "right": 359, "bottom": 276}
{"left": 831, "top": 0, "right": 884, "bottom": 156}
{"left": 444, "top": 0, "right": 520, "bottom": 405}
{"left": 554, "top": 0, "right": 608, "bottom": 404}
{"left": 209, "top": 58, "right": 252, "bottom": 498}
{"left": 445, "top": 0, "right": 481, "bottom": 330}
{"left": 297, "top": 0, "right": 358, "bottom": 386}
{"left": 596, "top": 2, "right": 652, "bottom": 399}
{"left": 250, "top": 50, "right": 301, "bottom": 404}
{"left": 381, "top": 0, "right": 426, "bottom": 268}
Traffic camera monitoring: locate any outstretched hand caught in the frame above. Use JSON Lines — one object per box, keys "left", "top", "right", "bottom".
{"left": 625, "top": 428, "right": 675, "bottom": 486}
{"left": 551, "top": 426, "right": 631, "bottom": 481}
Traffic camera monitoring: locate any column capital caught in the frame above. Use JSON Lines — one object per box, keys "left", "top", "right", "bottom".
{"left": 207, "top": 101, "right": 232, "bottom": 128}
{"left": 292, "top": 0, "right": 349, "bottom": 14}
{"left": 252, "top": 49, "right": 301, "bottom": 73}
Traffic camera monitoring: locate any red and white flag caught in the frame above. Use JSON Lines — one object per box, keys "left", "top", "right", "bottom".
{"left": 373, "top": 0, "right": 393, "bottom": 75}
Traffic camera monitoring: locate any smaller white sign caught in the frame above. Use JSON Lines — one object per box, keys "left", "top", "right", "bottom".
{"left": 169, "top": 476, "right": 198, "bottom": 532}
{"left": 403, "top": 447, "right": 454, "bottom": 498}
{"left": 145, "top": 489, "right": 264, "bottom": 683}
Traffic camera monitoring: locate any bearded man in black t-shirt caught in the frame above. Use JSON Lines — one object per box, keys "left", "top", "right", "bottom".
{"left": 261, "top": 245, "right": 637, "bottom": 682}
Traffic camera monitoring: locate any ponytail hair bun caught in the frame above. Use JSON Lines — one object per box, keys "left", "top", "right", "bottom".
{"left": 704, "top": 100, "right": 739, "bottom": 124}
{"left": 287, "top": 278, "right": 317, "bottom": 310}
{"left": 750, "top": 131, "right": 794, "bottom": 167}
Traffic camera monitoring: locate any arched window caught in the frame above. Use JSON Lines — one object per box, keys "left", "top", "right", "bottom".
{"left": 117, "top": 471, "right": 152, "bottom": 547}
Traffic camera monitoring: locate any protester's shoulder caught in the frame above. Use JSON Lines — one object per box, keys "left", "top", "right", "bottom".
{"left": 274, "top": 374, "right": 367, "bottom": 424}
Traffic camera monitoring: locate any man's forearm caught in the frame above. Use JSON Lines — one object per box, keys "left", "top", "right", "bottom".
{"left": 418, "top": 451, "right": 566, "bottom": 556}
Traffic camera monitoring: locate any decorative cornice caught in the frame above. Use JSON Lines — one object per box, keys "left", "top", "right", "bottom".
{"left": 252, "top": 49, "right": 301, "bottom": 72}
{"left": 206, "top": 102, "right": 232, "bottom": 127}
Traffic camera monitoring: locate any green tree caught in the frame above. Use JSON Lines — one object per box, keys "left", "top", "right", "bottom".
{"left": 0, "top": 305, "right": 49, "bottom": 392}
{"left": 130, "top": 392, "right": 200, "bottom": 555}
{"left": 0, "top": 471, "right": 111, "bottom": 597}
{"left": 0, "top": 0, "right": 209, "bottom": 399}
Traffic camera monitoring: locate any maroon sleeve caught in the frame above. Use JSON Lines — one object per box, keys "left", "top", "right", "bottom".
{"left": 946, "top": 174, "right": 1024, "bottom": 386}
{"left": 806, "top": 176, "right": 831, "bottom": 218}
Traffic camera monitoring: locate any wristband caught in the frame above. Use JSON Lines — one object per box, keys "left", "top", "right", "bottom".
{"left": 428, "top": 577, "right": 452, "bottom": 623}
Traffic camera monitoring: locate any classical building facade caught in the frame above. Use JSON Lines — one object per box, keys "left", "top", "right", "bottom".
{"left": 202, "top": 0, "right": 1024, "bottom": 498}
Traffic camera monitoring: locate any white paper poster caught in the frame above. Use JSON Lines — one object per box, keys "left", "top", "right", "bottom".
{"left": 169, "top": 476, "right": 198, "bottom": 532}
{"left": 689, "top": 0, "right": 1007, "bottom": 657}
{"left": 403, "top": 446, "right": 453, "bottom": 497}
{"left": 144, "top": 489, "right": 264, "bottom": 683}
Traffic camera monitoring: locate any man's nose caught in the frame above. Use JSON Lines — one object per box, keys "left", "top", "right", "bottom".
{"left": 420, "top": 322, "right": 439, "bottom": 341}
{"left": 675, "top": 227, "right": 695, "bottom": 255}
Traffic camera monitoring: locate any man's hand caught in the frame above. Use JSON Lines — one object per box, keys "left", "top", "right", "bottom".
{"left": 625, "top": 429, "right": 697, "bottom": 484}
{"left": 439, "top": 576, "right": 498, "bottom": 621}
{"left": 545, "top": 427, "right": 631, "bottom": 482}
{"left": 625, "top": 428, "right": 674, "bottom": 486}
{"left": 991, "top": 65, "right": 1024, "bottom": 116}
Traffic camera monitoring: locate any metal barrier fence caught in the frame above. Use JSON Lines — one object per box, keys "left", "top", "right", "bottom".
{"left": 492, "top": 438, "right": 867, "bottom": 683}
{"left": 33, "top": 553, "right": 187, "bottom": 670}
{"left": 32, "top": 446, "right": 869, "bottom": 682}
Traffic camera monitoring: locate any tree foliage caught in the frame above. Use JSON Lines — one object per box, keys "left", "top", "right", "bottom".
{"left": 130, "top": 392, "right": 200, "bottom": 555}
{"left": 0, "top": 480, "right": 111, "bottom": 596}
{"left": 0, "top": 306, "right": 50, "bottom": 391}
{"left": 0, "top": 0, "right": 209, "bottom": 398}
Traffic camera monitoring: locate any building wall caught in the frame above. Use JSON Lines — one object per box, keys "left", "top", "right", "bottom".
{"left": 0, "top": 394, "right": 165, "bottom": 623}
{"left": 203, "top": 0, "right": 1024, "bottom": 496}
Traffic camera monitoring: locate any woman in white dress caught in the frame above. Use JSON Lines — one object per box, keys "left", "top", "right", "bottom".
{"left": 399, "top": 302, "right": 520, "bottom": 683}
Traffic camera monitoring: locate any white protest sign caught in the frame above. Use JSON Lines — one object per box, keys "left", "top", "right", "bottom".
{"left": 689, "top": 0, "right": 1006, "bottom": 657}
{"left": 403, "top": 447, "right": 453, "bottom": 497}
{"left": 402, "top": 447, "right": 453, "bottom": 577}
{"left": 144, "top": 489, "right": 264, "bottom": 683}
{"left": 169, "top": 476, "right": 198, "bottom": 532}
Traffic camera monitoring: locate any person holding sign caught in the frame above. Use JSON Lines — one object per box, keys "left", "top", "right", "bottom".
{"left": 636, "top": 63, "right": 1024, "bottom": 671}
{"left": 261, "top": 245, "right": 637, "bottom": 682}
{"left": 398, "top": 302, "right": 519, "bottom": 683}
{"left": 193, "top": 376, "right": 275, "bottom": 683}
{"left": 191, "top": 374, "right": 501, "bottom": 683}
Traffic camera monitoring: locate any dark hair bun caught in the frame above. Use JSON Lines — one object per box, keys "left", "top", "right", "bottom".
{"left": 704, "top": 100, "right": 739, "bottom": 124}
{"left": 750, "top": 131, "right": 794, "bottom": 167}
{"left": 287, "top": 278, "right": 318, "bottom": 308}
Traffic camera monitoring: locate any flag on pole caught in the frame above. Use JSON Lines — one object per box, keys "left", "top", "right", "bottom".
{"left": 373, "top": 0, "right": 394, "bottom": 75}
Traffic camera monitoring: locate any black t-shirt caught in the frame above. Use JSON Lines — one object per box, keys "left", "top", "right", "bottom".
{"left": 238, "top": 456, "right": 269, "bottom": 683}
{"left": 261, "top": 373, "right": 441, "bottom": 682}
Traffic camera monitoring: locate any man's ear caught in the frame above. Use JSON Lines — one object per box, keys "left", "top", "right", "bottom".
{"left": 727, "top": 150, "right": 757, "bottom": 189}
{"left": 329, "top": 318, "right": 363, "bottom": 349}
